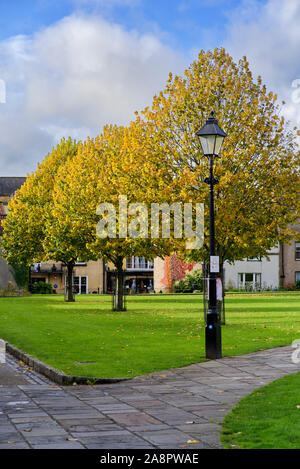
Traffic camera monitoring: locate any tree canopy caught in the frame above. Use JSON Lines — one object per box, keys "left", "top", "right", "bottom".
{"left": 2, "top": 47, "right": 299, "bottom": 304}
{"left": 135, "top": 48, "right": 300, "bottom": 266}
{"left": 49, "top": 125, "right": 176, "bottom": 307}
{"left": 2, "top": 137, "right": 80, "bottom": 266}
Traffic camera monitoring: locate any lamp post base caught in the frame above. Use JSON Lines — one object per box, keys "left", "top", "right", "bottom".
{"left": 205, "top": 309, "right": 222, "bottom": 359}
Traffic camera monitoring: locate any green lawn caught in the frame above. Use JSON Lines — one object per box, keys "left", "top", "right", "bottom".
{"left": 221, "top": 371, "right": 300, "bottom": 449}
{"left": 0, "top": 292, "right": 299, "bottom": 378}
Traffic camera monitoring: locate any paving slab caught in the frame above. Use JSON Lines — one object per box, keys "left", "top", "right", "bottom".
{"left": 1, "top": 354, "right": 53, "bottom": 385}
{"left": 0, "top": 442, "right": 30, "bottom": 449}
{"left": 64, "top": 423, "right": 123, "bottom": 433}
{"left": 32, "top": 442, "right": 84, "bottom": 449}
{"left": 0, "top": 345, "right": 299, "bottom": 448}
{"left": 107, "top": 411, "right": 162, "bottom": 426}
{"left": 0, "top": 364, "right": 31, "bottom": 385}
{"left": 139, "top": 428, "right": 203, "bottom": 446}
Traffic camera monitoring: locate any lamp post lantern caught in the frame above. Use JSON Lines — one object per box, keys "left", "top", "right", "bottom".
{"left": 196, "top": 111, "right": 227, "bottom": 359}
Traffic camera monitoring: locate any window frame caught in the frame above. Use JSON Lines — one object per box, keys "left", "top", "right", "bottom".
{"left": 295, "top": 242, "right": 300, "bottom": 261}
{"left": 238, "top": 272, "right": 262, "bottom": 290}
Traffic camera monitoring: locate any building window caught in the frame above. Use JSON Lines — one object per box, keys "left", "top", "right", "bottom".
{"left": 295, "top": 272, "right": 300, "bottom": 283}
{"left": 238, "top": 273, "right": 261, "bottom": 291}
{"left": 65, "top": 275, "right": 88, "bottom": 294}
{"left": 295, "top": 242, "right": 300, "bottom": 261}
{"left": 126, "top": 257, "right": 154, "bottom": 270}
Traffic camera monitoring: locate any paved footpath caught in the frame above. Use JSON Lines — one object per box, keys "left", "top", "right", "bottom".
{"left": 0, "top": 346, "right": 299, "bottom": 449}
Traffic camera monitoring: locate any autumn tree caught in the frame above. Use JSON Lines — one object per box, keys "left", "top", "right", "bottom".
{"left": 51, "top": 124, "right": 178, "bottom": 310}
{"left": 1, "top": 138, "right": 81, "bottom": 300}
{"left": 136, "top": 47, "right": 300, "bottom": 288}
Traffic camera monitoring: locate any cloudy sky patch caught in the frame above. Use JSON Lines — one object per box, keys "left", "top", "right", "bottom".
{"left": 0, "top": 0, "right": 299, "bottom": 176}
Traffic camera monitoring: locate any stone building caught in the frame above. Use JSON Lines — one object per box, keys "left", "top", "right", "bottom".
{"left": 30, "top": 260, "right": 105, "bottom": 294}
{"left": 279, "top": 223, "right": 300, "bottom": 287}
{"left": 223, "top": 245, "right": 280, "bottom": 291}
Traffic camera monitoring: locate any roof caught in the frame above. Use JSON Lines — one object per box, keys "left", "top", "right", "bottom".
{"left": 0, "top": 177, "right": 26, "bottom": 196}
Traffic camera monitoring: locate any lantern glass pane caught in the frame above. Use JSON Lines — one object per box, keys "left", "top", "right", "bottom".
{"left": 214, "top": 135, "right": 225, "bottom": 156}
{"left": 199, "top": 135, "right": 216, "bottom": 155}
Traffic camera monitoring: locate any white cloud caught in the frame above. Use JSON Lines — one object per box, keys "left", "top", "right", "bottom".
{"left": 2, "top": 1, "right": 299, "bottom": 177}
{"left": 225, "top": 0, "right": 300, "bottom": 129}
{"left": 0, "top": 13, "right": 185, "bottom": 176}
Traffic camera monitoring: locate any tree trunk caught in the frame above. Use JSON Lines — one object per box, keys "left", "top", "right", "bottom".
{"left": 114, "top": 259, "right": 125, "bottom": 311}
{"left": 28, "top": 266, "right": 32, "bottom": 293}
{"left": 66, "top": 261, "right": 75, "bottom": 302}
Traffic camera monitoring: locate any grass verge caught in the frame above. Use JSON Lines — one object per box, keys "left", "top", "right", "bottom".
{"left": 221, "top": 371, "right": 300, "bottom": 449}
{"left": 0, "top": 292, "right": 299, "bottom": 378}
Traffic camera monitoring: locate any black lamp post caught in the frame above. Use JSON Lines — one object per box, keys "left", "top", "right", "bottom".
{"left": 196, "top": 111, "right": 227, "bottom": 359}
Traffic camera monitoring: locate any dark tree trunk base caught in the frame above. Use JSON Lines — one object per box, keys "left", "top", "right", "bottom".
{"left": 65, "top": 261, "right": 75, "bottom": 303}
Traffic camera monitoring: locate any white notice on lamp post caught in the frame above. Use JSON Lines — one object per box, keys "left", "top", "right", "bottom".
{"left": 210, "top": 256, "right": 219, "bottom": 273}
{"left": 216, "top": 278, "right": 222, "bottom": 301}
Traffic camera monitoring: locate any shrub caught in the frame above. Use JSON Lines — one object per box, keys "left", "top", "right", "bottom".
{"left": 173, "top": 278, "right": 191, "bottom": 293}
{"left": 173, "top": 269, "right": 203, "bottom": 293}
{"left": 31, "top": 281, "right": 53, "bottom": 294}
{"left": 10, "top": 263, "right": 29, "bottom": 288}
{"left": 284, "top": 282, "right": 296, "bottom": 291}
{"left": 0, "top": 284, "right": 30, "bottom": 297}
{"left": 295, "top": 281, "right": 300, "bottom": 290}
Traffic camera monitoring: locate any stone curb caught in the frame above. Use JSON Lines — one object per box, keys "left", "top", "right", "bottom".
{"left": 4, "top": 341, "right": 129, "bottom": 386}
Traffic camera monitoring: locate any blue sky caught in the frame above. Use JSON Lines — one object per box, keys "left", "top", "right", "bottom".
{"left": 0, "top": 0, "right": 246, "bottom": 48}
{"left": 0, "top": 0, "right": 299, "bottom": 176}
